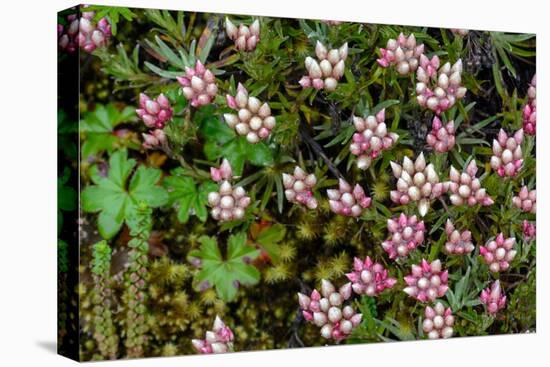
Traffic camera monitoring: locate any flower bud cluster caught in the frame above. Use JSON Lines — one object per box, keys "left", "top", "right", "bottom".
{"left": 136, "top": 93, "right": 173, "bottom": 129}
{"left": 282, "top": 166, "right": 318, "bottom": 209}
{"left": 298, "top": 280, "right": 362, "bottom": 341}
{"left": 58, "top": 10, "right": 112, "bottom": 53}
{"left": 350, "top": 109, "right": 399, "bottom": 169}
{"left": 382, "top": 213, "right": 425, "bottom": 259}
{"left": 480, "top": 280, "right": 506, "bottom": 315}
{"left": 480, "top": 234, "right": 517, "bottom": 273}
{"left": 450, "top": 29, "right": 469, "bottom": 37}
{"left": 346, "top": 256, "right": 397, "bottom": 296}
{"left": 192, "top": 316, "right": 234, "bottom": 354}
{"left": 512, "top": 186, "right": 536, "bottom": 213}
{"left": 142, "top": 130, "right": 167, "bottom": 150}
{"left": 327, "top": 179, "right": 372, "bottom": 217}
{"left": 422, "top": 302, "right": 454, "bottom": 339}
{"left": 177, "top": 61, "right": 218, "bottom": 107}
{"left": 490, "top": 129, "right": 524, "bottom": 177}
{"left": 299, "top": 41, "right": 348, "bottom": 91}
{"left": 523, "top": 75, "right": 536, "bottom": 135}
{"left": 444, "top": 220, "right": 474, "bottom": 255}
{"left": 224, "top": 83, "right": 275, "bottom": 143}
{"left": 426, "top": 116, "right": 455, "bottom": 153}
{"left": 390, "top": 153, "right": 445, "bottom": 217}
{"left": 225, "top": 18, "right": 260, "bottom": 51}
{"left": 377, "top": 33, "right": 425, "bottom": 75}
{"left": 446, "top": 160, "right": 494, "bottom": 206}
{"left": 403, "top": 259, "right": 449, "bottom": 302}
{"left": 522, "top": 220, "right": 536, "bottom": 242}
{"left": 207, "top": 159, "right": 251, "bottom": 222}
{"left": 416, "top": 57, "right": 467, "bottom": 114}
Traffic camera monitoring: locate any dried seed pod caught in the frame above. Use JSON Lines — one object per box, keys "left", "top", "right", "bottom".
{"left": 422, "top": 302, "right": 454, "bottom": 339}
{"left": 416, "top": 56, "right": 467, "bottom": 115}
{"left": 403, "top": 259, "right": 449, "bottom": 302}
{"left": 298, "top": 280, "right": 362, "bottom": 341}
{"left": 299, "top": 41, "right": 348, "bottom": 91}
{"left": 142, "top": 129, "right": 167, "bottom": 150}
{"left": 512, "top": 186, "right": 536, "bottom": 213}
{"left": 207, "top": 160, "right": 251, "bottom": 222}
{"left": 444, "top": 220, "right": 474, "bottom": 255}
{"left": 225, "top": 18, "right": 260, "bottom": 51}
{"left": 192, "top": 316, "right": 234, "bottom": 354}
{"left": 327, "top": 179, "right": 372, "bottom": 217}
{"left": 224, "top": 83, "right": 275, "bottom": 143}
{"left": 382, "top": 213, "right": 426, "bottom": 259}
{"left": 426, "top": 116, "right": 455, "bottom": 153}
{"left": 350, "top": 108, "right": 399, "bottom": 169}
{"left": 177, "top": 60, "right": 218, "bottom": 107}
{"left": 446, "top": 160, "right": 494, "bottom": 207}
{"left": 479, "top": 234, "right": 517, "bottom": 273}
{"left": 346, "top": 256, "right": 397, "bottom": 296}
{"left": 377, "top": 33, "right": 425, "bottom": 75}
{"left": 480, "top": 280, "right": 506, "bottom": 315}
{"left": 523, "top": 75, "right": 536, "bottom": 135}
{"left": 389, "top": 153, "right": 445, "bottom": 216}
{"left": 490, "top": 129, "right": 524, "bottom": 177}
{"left": 282, "top": 166, "right": 318, "bottom": 209}
{"left": 136, "top": 93, "right": 173, "bottom": 129}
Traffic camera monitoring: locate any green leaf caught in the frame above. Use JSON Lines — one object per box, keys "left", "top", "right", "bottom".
{"left": 188, "top": 233, "right": 260, "bottom": 302}
{"left": 163, "top": 170, "right": 217, "bottom": 223}
{"left": 81, "top": 150, "right": 167, "bottom": 239}
{"left": 256, "top": 224, "right": 286, "bottom": 263}
{"left": 80, "top": 104, "right": 137, "bottom": 159}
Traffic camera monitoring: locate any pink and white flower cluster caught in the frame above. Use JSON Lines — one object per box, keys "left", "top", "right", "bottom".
{"left": 403, "top": 259, "right": 449, "bottom": 302}
{"left": 377, "top": 33, "right": 425, "bottom": 75}
{"left": 225, "top": 83, "right": 276, "bottom": 143}
{"left": 480, "top": 280, "right": 506, "bottom": 315}
{"left": 382, "top": 213, "right": 425, "bottom": 259}
{"left": 136, "top": 93, "right": 173, "bottom": 129}
{"left": 444, "top": 220, "right": 474, "bottom": 255}
{"left": 512, "top": 186, "right": 536, "bottom": 214}
{"left": 58, "top": 9, "right": 111, "bottom": 53}
{"left": 177, "top": 61, "right": 218, "bottom": 107}
{"left": 346, "top": 256, "right": 397, "bottom": 296}
{"left": 298, "top": 280, "right": 362, "bottom": 341}
{"left": 427, "top": 116, "right": 455, "bottom": 153}
{"left": 390, "top": 153, "right": 445, "bottom": 216}
{"left": 192, "top": 316, "right": 234, "bottom": 354}
{"left": 416, "top": 57, "right": 467, "bottom": 115}
{"left": 446, "top": 160, "right": 494, "bottom": 207}
{"left": 479, "top": 234, "right": 517, "bottom": 273}
{"left": 490, "top": 129, "right": 524, "bottom": 177}
{"left": 422, "top": 302, "right": 454, "bottom": 339}
{"left": 225, "top": 18, "right": 260, "bottom": 51}
{"left": 523, "top": 75, "right": 536, "bottom": 135}
{"left": 207, "top": 159, "right": 251, "bottom": 222}
{"left": 299, "top": 41, "right": 348, "bottom": 91}
{"left": 136, "top": 93, "right": 173, "bottom": 150}
{"left": 282, "top": 167, "right": 318, "bottom": 209}
{"left": 350, "top": 109, "right": 399, "bottom": 170}
{"left": 327, "top": 179, "right": 372, "bottom": 217}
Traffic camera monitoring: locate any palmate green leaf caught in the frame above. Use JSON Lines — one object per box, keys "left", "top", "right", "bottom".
{"left": 256, "top": 224, "right": 286, "bottom": 263}
{"left": 163, "top": 169, "right": 217, "bottom": 223}
{"left": 81, "top": 150, "right": 168, "bottom": 239}
{"left": 80, "top": 104, "right": 137, "bottom": 159}
{"left": 199, "top": 113, "right": 274, "bottom": 176}
{"left": 188, "top": 233, "right": 260, "bottom": 302}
